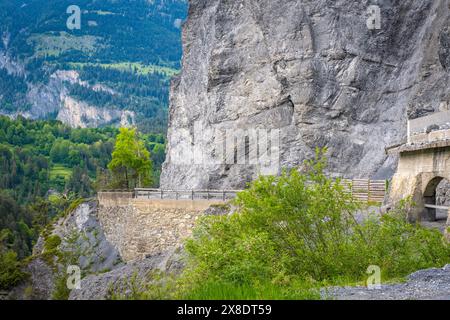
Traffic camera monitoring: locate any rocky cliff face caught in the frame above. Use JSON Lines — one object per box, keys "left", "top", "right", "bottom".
{"left": 161, "top": 0, "right": 450, "bottom": 189}
{"left": 69, "top": 249, "right": 185, "bottom": 300}
{"left": 8, "top": 201, "right": 123, "bottom": 300}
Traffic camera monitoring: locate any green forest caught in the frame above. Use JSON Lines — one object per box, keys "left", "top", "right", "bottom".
{"left": 0, "top": 116, "right": 165, "bottom": 288}
{"left": 0, "top": 0, "right": 185, "bottom": 291}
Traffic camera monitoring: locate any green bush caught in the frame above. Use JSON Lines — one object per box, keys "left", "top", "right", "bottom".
{"left": 52, "top": 273, "right": 71, "bottom": 300}
{"left": 41, "top": 234, "right": 62, "bottom": 267}
{"left": 108, "top": 272, "right": 175, "bottom": 300}
{"left": 357, "top": 207, "right": 450, "bottom": 279}
{"left": 0, "top": 250, "right": 27, "bottom": 290}
{"left": 177, "top": 148, "right": 450, "bottom": 299}
{"left": 44, "top": 235, "right": 62, "bottom": 252}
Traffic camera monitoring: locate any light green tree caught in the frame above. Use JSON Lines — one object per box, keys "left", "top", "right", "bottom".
{"left": 108, "top": 128, "right": 153, "bottom": 189}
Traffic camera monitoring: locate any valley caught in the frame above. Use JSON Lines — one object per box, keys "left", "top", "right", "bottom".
{"left": 0, "top": 0, "right": 449, "bottom": 303}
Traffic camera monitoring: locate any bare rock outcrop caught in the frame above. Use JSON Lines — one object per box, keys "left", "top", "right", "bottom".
{"left": 8, "top": 201, "right": 123, "bottom": 300}
{"left": 162, "top": 0, "right": 450, "bottom": 189}
{"left": 69, "top": 248, "right": 185, "bottom": 300}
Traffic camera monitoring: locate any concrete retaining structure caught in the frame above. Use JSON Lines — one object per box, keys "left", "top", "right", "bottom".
{"left": 96, "top": 192, "right": 226, "bottom": 262}
{"left": 389, "top": 146, "right": 450, "bottom": 238}
{"left": 408, "top": 110, "right": 450, "bottom": 137}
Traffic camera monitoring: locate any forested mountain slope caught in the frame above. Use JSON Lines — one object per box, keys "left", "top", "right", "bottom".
{"left": 0, "top": 115, "right": 165, "bottom": 263}
{"left": 0, "top": 0, "right": 187, "bottom": 132}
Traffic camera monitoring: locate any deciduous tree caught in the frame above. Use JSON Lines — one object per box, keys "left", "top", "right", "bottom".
{"left": 108, "top": 128, "right": 152, "bottom": 189}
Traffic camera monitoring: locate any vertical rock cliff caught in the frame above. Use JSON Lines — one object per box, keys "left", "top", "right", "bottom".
{"left": 161, "top": 0, "right": 450, "bottom": 189}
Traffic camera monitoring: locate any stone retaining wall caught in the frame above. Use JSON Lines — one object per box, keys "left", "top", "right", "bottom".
{"left": 97, "top": 192, "right": 225, "bottom": 262}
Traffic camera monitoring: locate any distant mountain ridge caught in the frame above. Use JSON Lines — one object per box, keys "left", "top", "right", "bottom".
{"left": 0, "top": 0, "right": 188, "bottom": 132}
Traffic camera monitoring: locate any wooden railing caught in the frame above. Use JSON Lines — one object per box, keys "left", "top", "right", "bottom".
{"left": 340, "top": 179, "right": 387, "bottom": 203}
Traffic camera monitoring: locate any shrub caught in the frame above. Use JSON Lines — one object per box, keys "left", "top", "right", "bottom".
{"left": 0, "top": 250, "right": 27, "bottom": 290}
{"left": 108, "top": 271, "right": 176, "bottom": 300}
{"left": 177, "top": 148, "right": 450, "bottom": 299}
{"left": 41, "top": 234, "right": 62, "bottom": 268}
{"left": 357, "top": 205, "right": 450, "bottom": 279}
{"left": 44, "top": 235, "right": 62, "bottom": 252}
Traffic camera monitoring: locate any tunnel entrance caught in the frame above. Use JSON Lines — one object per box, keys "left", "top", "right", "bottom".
{"left": 423, "top": 177, "right": 450, "bottom": 221}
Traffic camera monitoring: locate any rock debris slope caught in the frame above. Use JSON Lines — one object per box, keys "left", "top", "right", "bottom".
{"left": 161, "top": 0, "right": 450, "bottom": 189}
{"left": 323, "top": 264, "right": 450, "bottom": 300}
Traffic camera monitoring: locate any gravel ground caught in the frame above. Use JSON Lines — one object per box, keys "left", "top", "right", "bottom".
{"left": 421, "top": 220, "right": 448, "bottom": 234}
{"left": 322, "top": 264, "right": 450, "bottom": 300}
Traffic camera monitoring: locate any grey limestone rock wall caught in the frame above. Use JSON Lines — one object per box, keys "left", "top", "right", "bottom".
{"left": 161, "top": 0, "right": 450, "bottom": 189}
{"left": 69, "top": 249, "right": 185, "bottom": 300}
{"left": 8, "top": 201, "right": 123, "bottom": 300}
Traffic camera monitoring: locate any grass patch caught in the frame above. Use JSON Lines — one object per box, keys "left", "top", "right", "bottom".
{"left": 183, "top": 280, "right": 320, "bottom": 300}
{"left": 49, "top": 165, "right": 72, "bottom": 181}
{"left": 28, "top": 32, "right": 105, "bottom": 58}
{"left": 68, "top": 62, "right": 179, "bottom": 77}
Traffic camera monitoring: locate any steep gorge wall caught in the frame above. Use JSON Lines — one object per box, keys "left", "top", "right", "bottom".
{"left": 161, "top": 0, "right": 450, "bottom": 189}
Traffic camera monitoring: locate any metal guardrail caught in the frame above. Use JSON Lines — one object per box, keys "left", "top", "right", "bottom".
{"left": 133, "top": 180, "right": 387, "bottom": 203}
{"left": 134, "top": 188, "right": 241, "bottom": 201}
{"left": 424, "top": 204, "right": 450, "bottom": 210}
{"left": 99, "top": 179, "right": 387, "bottom": 203}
